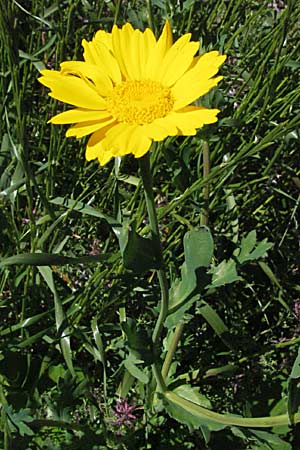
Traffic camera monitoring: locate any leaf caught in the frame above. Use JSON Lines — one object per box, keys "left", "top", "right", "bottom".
{"left": 117, "top": 219, "right": 160, "bottom": 273}
{"left": 287, "top": 346, "right": 300, "bottom": 423}
{"left": 51, "top": 197, "right": 158, "bottom": 273}
{"left": 184, "top": 227, "right": 214, "bottom": 271}
{"left": 165, "top": 295, "right": 199, "bottom": 329}
{"left": 0, "top": 310, "right": 51, "bottom": 336}
{"left": 235, "top": 230, "right": 273, "bottom": 264}
{"left": 4, "top": 406, "right": 34, "bottom": 436}
{"left": 48, "top": 364, "right": 66, "bottom": 383}
{"left": 91, "top": 317, "right": 107, "bottom": 397}
{"left": 197, "top": 301, "right": 230, "bottom": 343}
{"left": 123, "top": 354, "right": 149, "bottom": 384}
{"left": 121, "top": 317, "right": 154, "bottom": 365}
{"left": 164, "top": 385, "right": 225, "bottom": 431}
{"left": 168, "top": 227, "right": 214, "bottom": 312}
{"left": 207, "top": 258, "right": 242, "bottom": 288}
{"left": 38, "top": 266, "right": 75, "bottom": 377}
{"left": 0, "top": 251, "right": 116, "bottom": 268}
{"left": 50, "top": 196, "right": 119, "bottom": 227}
{"left": 231, "top": 427, "right": 292, "bottom": 450}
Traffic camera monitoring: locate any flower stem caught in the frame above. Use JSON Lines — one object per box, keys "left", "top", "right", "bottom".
{"left": 162, "top": 141, "right": 211, "bottom": 379}
{"left": 139, "top": 153, "right": 169, "bottom": 348}
{"left": 201, "top": 141, "right": 210, "bottom": 226}
{"left": 162, "top": 321, "right": 185, "bottom": 379}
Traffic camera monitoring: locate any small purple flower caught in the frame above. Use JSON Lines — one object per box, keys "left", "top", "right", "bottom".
{"left": 22, "top": 208, "right": 38, "bottom": 224}
{"left": 294, "top": 300, "right": 300, "bottom": 319}
{"left": 267, "top": 0, "right": 285, "bottom": 13}
{"left": 89, "top": 239, "right": 102, "bottom": 255}
{"left": 110, "top": 399, "right": 138, "bottom": 427}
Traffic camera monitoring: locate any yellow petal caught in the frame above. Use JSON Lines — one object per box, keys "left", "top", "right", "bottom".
{"left": 81, "top": 39, "right": 97, "bottom": 65}
{"left": 102, "top": 122, "right": 134, "bottom": 155}
{"left": 49, "top": 108, "right": 112, "bottom": 125}
{"left": 166, "top": 107, "right": 220, "bottom": 134}
{"left": 128, "top": 28, "right": 156, "bottom": 80}
{"left": 148, "top": 115, "right": 179, "bottom": 137}
{"left": 160, "top": 20, "right": 173, "bottom": 49}
{"left": 60, "top": 61, "right": 112, "bottom": 95}
{"left": 102, "top": 122, "right": 151, "bottom": 157}
{"left": 112, "top": 23, "right": 134, "bottom": 79}
{"left": 111, "top": 23, "right": 155, "bottom": 81}
{"left": 145, "top": 21, "right": 173, "bottom": 79}
{"left": 93, "top": 40, "right": 122, "bottom": 84}
{"left": 82, "top": 36, "right": 122, "bottom": 84}
{"left": 66, "top": 117, "right": 115, "bottom": 138}
{"left": 143, "top": 121, "right": 175, "bottom": 141}
{"left": 39, "top": 70, "right": 106, "bottom": 109}
{"left": 94, "top": 29, "right": 113, "bottom": 51}
{"left": 158, "top": 37, "right": 199, "bottom": 86}
{"left": 128, "top": 127, "right": 152, "bottom": 158}
{"left": 86, "top": 132, "right": 114, "bottom": 165}
{"left": 172, "top": 51, "right": 226, "bottom": 109}
{"left": 173, "top": 76, "right": 223, "bottom": 110}
{"left": 193, "top": 51, "right": 227, "bottom": 79}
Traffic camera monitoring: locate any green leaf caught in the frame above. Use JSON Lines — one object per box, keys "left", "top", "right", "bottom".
{"left": 51, "top": 197, "right": 158, "bottom": 272}
{"left": 91, "top": 317, "right": 107, "bottom": 397}
{"left": 164, "top": 385, "right": 225, "bottom": 431}
{"left": 231, "top": 427, "right": 292, "bottom": 450}
{"left": 38, "top": 266, "right": 75, "bottom": 377}
{"left": 184, "top": 227, "right": 214, "bottom": 271}
{"left": 0, "top": 310, "right": 51, "bottom": 336}
{"left": 117, "top": 219, "right": 160, "bottom": 273}
{"left": 48, "top": 364, "right": 66, "bottom": 383}
{"left": 197, "top": 300, "right": 229, "bottom": 340}
{"left": 168, "top": 227, "right": 214, "bottom": 312}
{"left": 165, "top": 295, "right": 199, "bottom": 329}
{"left": 207, "top": 258, "right": 242, "bottom": 288}
{"left": 50, "top": 196, "right": 119, "bottom": 227}
{"left": 0, "top": 251, "right": 116, "bottom": 268}
{"left": 124, "top": 354, "right": 149, "bottom": 384}
{"left": 4, "top": 406, "right": 34, "bottom": 436}
{"left": 235, "top": 230, "right": 273, "bottom": 264}
{"left": 287, "top": 346, "right": 300, "bottom": 423}
{"left": 121, "top": 317, "right": 154, "bottom": 364}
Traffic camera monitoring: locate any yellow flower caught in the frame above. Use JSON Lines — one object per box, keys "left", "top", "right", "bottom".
{"left": 39, "top": 22, "right": 226, "bottom": 165}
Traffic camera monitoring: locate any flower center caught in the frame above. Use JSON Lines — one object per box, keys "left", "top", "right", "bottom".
{"left": 106, "top": 80, "right": 174, "bottom": 125}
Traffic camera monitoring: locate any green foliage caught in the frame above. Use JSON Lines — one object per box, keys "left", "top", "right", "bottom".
{"left": 168, "top": 226, "right": 214, "bottom": 313}
{"left": 164, "top": 384, "right": 222, "bottom": 432}
{"left": 4, "top": 406, "right": 34, "bottom": 437}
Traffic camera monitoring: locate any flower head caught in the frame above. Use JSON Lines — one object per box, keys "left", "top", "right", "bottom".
{"left": 110, "top": 398, "right": 138, "bottom": 427}
{"left": 39, "top": 22, "right": 226, "bottom": 165}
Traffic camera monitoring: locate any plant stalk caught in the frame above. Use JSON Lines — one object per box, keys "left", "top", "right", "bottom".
{"left": 201, "top": 141, "right": 210, "bottom": 226}
{"left": 164, "top": 390, "right": 300, "bottom": 428}
{"left": 139, "top": 153, "right": 169, "bottom": 348}
{"left": 162, "top": 141, "right": 211, "bottom": 379}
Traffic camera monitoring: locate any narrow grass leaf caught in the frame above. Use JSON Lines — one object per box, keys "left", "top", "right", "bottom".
{"left": 0, "top": 252, "right": 115, "bottom": 268}
{"left": 38, "top": 266, "right": 75, "bottom": 376}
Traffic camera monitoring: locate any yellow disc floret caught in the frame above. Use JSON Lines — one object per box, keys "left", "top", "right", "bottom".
{"left": 106, "top": 80, "right": 174, "bottom": 125}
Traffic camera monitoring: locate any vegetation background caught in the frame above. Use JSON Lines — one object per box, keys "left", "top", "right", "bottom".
{"left": 0, "top": 0, "right": 300, "bottom": 448}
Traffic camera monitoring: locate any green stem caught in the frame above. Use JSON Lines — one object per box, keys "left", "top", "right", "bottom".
{"left": 162, "top": 142, "right": 211, "bottom": 380}
{"left": 113, "top": 0, "right": 121, "bottom": 25}
{"left": 201, "top": 141, "right": 210, "bottom": 226}
{"left": 164, "top": 390, "right": 300, "bottom": 428}
{"left": 152, "top": 363, "right": 167, "bottom": 392}
{"left": 139, "top": 153, "right": 169, "bottom": 347}
{"left": 162, "top": 321, "right": 185, "bottom": 379}
{"left": 146, "top": 0, "right": 155, "bottom": 34}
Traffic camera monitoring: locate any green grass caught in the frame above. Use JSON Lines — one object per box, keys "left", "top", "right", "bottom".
{"left": 1, "top": 0, "right": 300, "bottom": 448}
